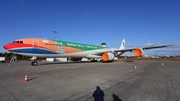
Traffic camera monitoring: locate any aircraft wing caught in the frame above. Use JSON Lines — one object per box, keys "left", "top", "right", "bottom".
{"left": 113, "top": 44, "right": 173, "bottom": 52}
{"left": 91, "top": 44, "right": 174, "bottom": 56}
{"left": 141, "top": 44, "right": 174, "bottom": 50}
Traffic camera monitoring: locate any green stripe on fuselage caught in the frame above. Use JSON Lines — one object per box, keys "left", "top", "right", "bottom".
{"left": 50, "top": 39, "right": 108, "bottom": 51}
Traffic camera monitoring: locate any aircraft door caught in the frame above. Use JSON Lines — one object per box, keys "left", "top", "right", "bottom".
{"left": 32, "top": 39, "right": 39, "bottom": 53}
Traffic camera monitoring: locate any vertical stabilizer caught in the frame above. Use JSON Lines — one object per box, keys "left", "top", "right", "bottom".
{"left": 119, "top": 39, "right": 125, "bottom": 49}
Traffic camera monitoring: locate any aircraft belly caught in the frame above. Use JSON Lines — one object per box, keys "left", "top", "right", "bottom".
{"left": 10, "top": 46, "right": 101, "bottom": 59}
{"left": 17, "top": 51, "right": 88, "bottom": 58}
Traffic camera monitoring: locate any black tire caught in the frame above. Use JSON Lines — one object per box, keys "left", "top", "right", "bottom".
{"left": 31, "top": 62, "right": 38, "bottom": 66}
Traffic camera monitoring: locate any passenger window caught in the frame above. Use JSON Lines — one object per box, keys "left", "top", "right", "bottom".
{"left": 17, "top": 41, "right": 19, "bottom": 43}
{"left": 20, "top": 41, "right": 23, "bottom": 43}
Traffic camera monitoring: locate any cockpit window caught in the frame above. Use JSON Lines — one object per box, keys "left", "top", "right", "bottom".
{"left": 12, "top": 41, "right": 23, "bottom": 43}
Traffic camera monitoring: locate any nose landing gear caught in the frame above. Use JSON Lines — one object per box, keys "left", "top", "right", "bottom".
{"left": 31, "top": 60, "right": 38, "bottom": 66}
{"left": 30, "top": 56, "right": 38, "bottom": 66}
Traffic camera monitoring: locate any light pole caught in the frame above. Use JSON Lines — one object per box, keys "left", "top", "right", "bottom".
{"left": 53, "top": 31, "right": 58, "bottom": 40}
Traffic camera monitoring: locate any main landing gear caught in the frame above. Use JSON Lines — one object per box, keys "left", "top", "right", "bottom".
{"left": 30, "top": 56, "right": 38, "bottom": 66}
{"left": 91, "top": 59, "right": 98, "bottom": 62}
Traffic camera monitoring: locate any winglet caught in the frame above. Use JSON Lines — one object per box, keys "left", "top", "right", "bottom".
{"left": 119, "top": 39, "right": 125, "bottom": 49}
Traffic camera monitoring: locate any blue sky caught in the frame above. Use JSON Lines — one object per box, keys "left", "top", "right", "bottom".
{"left": 0, "top": 0, "right": 180, "bottom": 56}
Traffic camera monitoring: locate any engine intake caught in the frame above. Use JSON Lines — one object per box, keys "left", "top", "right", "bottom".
{"left": 102, "top": 52, "right": 115, "bottom": 61}
{"left": 134, "top": 48, "right": 144, "bottom": 57}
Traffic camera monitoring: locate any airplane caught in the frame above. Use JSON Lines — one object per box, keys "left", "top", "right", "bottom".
{"left": 4, "top": 38, "right": 173, "bottom": 66}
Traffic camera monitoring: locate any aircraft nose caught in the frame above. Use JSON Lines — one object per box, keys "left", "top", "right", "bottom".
{"left": 4, "top": 45, "right": 7, "bottom": 49}
{"left": 4, "top": 44, "right": 11, "bottom": 50}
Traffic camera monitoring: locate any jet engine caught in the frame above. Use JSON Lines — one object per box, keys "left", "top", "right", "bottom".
{"left": 102, "top": 52, "right": 115, "bottom": 61}
{"left": 134, "top": 48, "right": 145, "bottom": 57}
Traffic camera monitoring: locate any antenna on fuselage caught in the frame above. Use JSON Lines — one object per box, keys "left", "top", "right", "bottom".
{"left": 53, "top": 31, "right": 58, "bottom": 40}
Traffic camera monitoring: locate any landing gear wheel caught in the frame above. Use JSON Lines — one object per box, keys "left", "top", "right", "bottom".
{"left": 91, "top": 59, "right": 97, "bottom": 62}
{"left": 31, "top": 61, "right": 38, "bottom": 66}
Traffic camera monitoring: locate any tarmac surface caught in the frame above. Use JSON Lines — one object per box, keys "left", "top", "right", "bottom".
{"left": 0, "top": 60, "right": 180, "bottom": 101}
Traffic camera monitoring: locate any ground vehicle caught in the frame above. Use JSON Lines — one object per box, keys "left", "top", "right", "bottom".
{"left": 0, "top": 57, "right": 5, "bottom": 63}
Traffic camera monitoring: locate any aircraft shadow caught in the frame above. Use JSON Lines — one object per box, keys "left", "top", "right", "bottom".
{"left": 40, "top": 61, "right": 94, "bottom": 65}
{"left": 124, "top": 61, "right": 134, "bottom": 62}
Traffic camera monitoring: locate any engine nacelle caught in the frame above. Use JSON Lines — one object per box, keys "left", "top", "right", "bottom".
{"left": 134, "top": 48, "right": 145, "bottom": 57}
{"left": 102, "top": 52, "right": 115, "bottom": 61}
